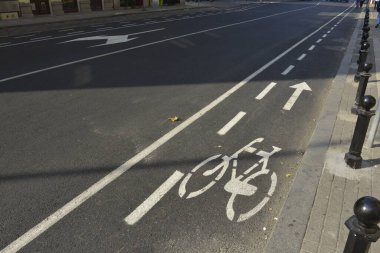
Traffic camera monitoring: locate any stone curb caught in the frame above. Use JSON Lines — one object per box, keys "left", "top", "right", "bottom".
{"left": 264, "top": 8, "right": 363, "bottom": 253}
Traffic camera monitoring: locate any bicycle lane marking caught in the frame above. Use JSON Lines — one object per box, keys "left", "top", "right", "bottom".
{"left": 0, "top": 6, "right": 353, "bottom": 253}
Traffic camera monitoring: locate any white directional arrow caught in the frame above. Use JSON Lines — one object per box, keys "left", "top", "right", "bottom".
{"left": 283, "top": 82, "right": 312, "bottom": 111}
{"left": 59, "top": 28, "right": 165, "bottom": 47}
{"left": 62, "top": 35, "right": 138, "bottom": 47}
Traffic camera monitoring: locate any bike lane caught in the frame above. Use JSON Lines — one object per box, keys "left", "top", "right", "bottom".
{"left": 0, "top": 4, "right": 358, "bottom": 252}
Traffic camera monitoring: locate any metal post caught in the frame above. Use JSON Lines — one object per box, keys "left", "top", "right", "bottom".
{"left": 345, "top": 95, "right": 376, "bottom": 169}
{"left": 352, "top": 63, "right": 372, "bottom": 113}
{"left": 343, "top": 196, "right": 380, "bottom": 253}
{"left": 355, "top": 43, "right": 370, "bottom": 82}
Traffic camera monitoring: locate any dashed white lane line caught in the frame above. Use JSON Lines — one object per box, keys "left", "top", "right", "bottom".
{"left": 59, "top": 29, "right": 74, "bottom": 32}
{"left": 14, "top": 34, "right": 35, "bottom": 39}
{"left": 124, "top": 170, "right": 184, "bottom": 225}
{"left": 322, "top": 34, "right": 327, "bottom": 38}
{"left": 67, "top": 31, "right": 85, "bottom": 35}
{"left": 327, "top": 31, "right": 331, "bottom": 34}
{"left": 96, "top": 27, "right": 114, "bottom": 31}
{"left": 0, "top": 6, "right": 353, "bottom": 252}
{"left": 255, "top": 82, "right": 277, "bottom": 100}
{"left": 30, "top": 36, "right": 51, "bottom": 40}
{"left": 297, "top": 53, "right": 307, "bottom": 61}
{"left": 308, "top": 45, "right": 316, "bottom": 51}
{"left": 281, "top": 65, "right": 295, "bottom": 75}
{"left": 316, "top": 39, "right": 322, "bottom": 43}
{"left": 217, "top": 111, "right": 247, "bottom": 135}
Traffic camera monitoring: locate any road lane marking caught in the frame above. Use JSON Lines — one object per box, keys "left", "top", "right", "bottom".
{"left": 0, "top": 4, "right": 319, "bottom": 48}
{"left": 217, "top": 111, "right": 247, "bottom": 135}
{"left": 125, "top": 171, "right": 184, "bottom": 225}
{"left": 283, "top": 82, "right": 312, "bottom": 111}
{"left": 327, "top": 31, "right": 331, "bottom": 34}
{"left": 91, "top": 24, "right": 105, "bottom": 27}
{"left": 308, "top": 45, "right": 315, "bottom": 51}
{"left": 281, "top": 65, "right": 295, "bottom": 75}
{"left": 14, "top": 34, "right": 35, "bottom": 39}
{"left": 255, "top": 82, "right": 277, "bottom": 100}
{"left": 297, "top": 54, "right": 306, "bottom": 61}
{"left": 59, "top": 29, "right": 74, "bottom": 32}
{"left": 0, "top": 42, "right": 10, "bottom": 46}
{"left": 67, "top": 31, "right": 85, "bottom": 35}
{"left": 0, "top": 8, "right": 353, "bottom": 252}
{"left": 30, "top": 36, "right": 51, "bottom": 40}
{"left": 316, "top": 39, "right": 322, "bottom": 43}
{"left": 96, "top": 27, "right": 114, "bottom": 31}
{"left": 322, "top": 34, "right": 327, "bottom": 38}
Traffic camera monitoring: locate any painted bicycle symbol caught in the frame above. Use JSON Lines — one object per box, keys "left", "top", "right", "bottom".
{"left": 178, "top": 138, "right": 281, "bottom": 222}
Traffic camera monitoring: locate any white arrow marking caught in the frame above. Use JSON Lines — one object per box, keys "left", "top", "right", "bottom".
{"left": 283, "top": 82, "right": 312, "bottom": 111}
{"left": 59, "top": 28, "right": 164, "bottom": 47}
{"left": 255, "top": 82, "right": 277, "bottom": 100}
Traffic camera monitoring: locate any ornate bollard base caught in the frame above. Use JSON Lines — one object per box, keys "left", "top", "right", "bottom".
{"left": 345, "top": 152, "right": 362, "bottom": 169}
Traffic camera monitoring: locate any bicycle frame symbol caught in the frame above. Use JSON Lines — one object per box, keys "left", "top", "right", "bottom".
{"left": 178, "top": 138, "right": 281, "bottom": 222}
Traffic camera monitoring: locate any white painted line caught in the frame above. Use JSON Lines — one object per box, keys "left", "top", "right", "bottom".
{"left": 297, "top": 53, "right": 307, "bottom": 61}
{"left": 334, "top": 24, "right": 337, "bottom": 27}
{"left": 327, "top": 31, "right": 331, "bottom": 34}
{"left": 0, "top": 42, "right": 10, "bottom": 46}
{"left": 322, "top": 34, "right": 327, "bottom": 38}
{"left": 30, "top": 36, "right": 51, "bottom": 40}
{"left": 91, "top": 24, "right": 105, "bottom": 27}
{"left": 14, "top": 34, "right": 35, "bottom": 39}
{"left": 125, "top": 170, "right": 184, "bottom": 225}
{"left": 281, "top": 65, "right": 295, "bottom": 75}
{"left": 145, "top": 21, "right": 158, "bottom": 24}
{"left": 96, "top": 27, "right": 114, "bottom": 31}
{"left": 255, "top": 82, "right": 277, "bottom": 100}
{"left": 217, "top": 111, "right": 247, "bottom": 135}
{"left": 0, "top": 8, "right": 353, "bottom": 252}
{"left": 122, "top": 24, "right": 137, "bottom": 27}
{"left": 316, "top": 39, "right": 322, "bottom": 43}
{"left": 308, "top": 45, "right": 316, "bottom": 51}
{"left": 59, "top": 29, "right": 74, "bottom": 32}
{"left": 67, "top": 31, "right": 85, "bottom": 35}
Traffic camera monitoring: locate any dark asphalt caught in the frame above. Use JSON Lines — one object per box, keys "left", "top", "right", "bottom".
{"left": 0, "top": 2, "right": 357, "bottom": 252}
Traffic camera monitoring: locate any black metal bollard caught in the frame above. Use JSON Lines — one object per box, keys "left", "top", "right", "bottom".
{"left": 345, "top": 95, "right": 376, "bottom": 169}
{"left": 359, "top": 41, "right": 370, "bottom": 53}
{"left": 355, "top": 42, "right": 370, "bottom": 82}
{"left": 352, "top": 63, "right": 372, "bottom": 113}
{"left": 361, "top": 32, "right": 369, "bottom": 43}
{"left": 343, "top": 196, "right": 380, "bottom": 253}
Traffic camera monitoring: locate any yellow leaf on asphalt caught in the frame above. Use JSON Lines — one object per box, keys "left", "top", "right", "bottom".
{"left": 168, "top": 116, "right": 179, "bottom": 122}
{"left": 286, "top": 173, "right": 293, "bottom": 178}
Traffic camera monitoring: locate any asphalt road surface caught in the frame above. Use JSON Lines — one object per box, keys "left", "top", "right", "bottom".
{"left": 0, "top": 1, "right": 358, "bottom": 252}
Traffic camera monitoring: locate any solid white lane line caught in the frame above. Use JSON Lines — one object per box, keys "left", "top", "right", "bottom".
{"left": 14, "top": 34, "right": 35, "bottom": 39}
{"left": 308, "top": 45, "right": 316, "bottom": 51}
{"left": 217, "top": 111, "right": 247, "bottom": 135}
{"left": 0, "top": 42, "right": 10, "bottom": 46}
{"left": 125, "top": 171, "right": 184, "bottom": 225}
{"left": 316, "top": 39, "right": 322, "bottom": 43}
{"left": 30, "top": 36, "right": 51, "bottom": 40}
{"left": 297, "top": 53, "right": 307, "bottom": 61}
{"left": 0, "top": 8, "right": 353, "bottom": 253}
{"left": 255, "top": 82, "right": 277, "bottom": 100}
{"left": 322, "top": 34, "right": 327, "bottom": 38}
{"left": 59, "top": 29, "right": 74, "bottom": 32}
{"left": 67, "top": 31, "right": 85, "bottom": 35}
{"left": 281, "top": 65, "right": 295, "bottom": 75}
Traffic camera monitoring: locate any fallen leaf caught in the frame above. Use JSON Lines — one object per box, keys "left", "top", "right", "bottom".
{"left": 274, "top": 217, "right": 278, "bottom": 221}
{"left": 286, "top": 173, "right": 293, "bottom": 178}
{"left": 268, "top": 207, "right": 272, "bottom": 211}
{"left": 168, "top": 116, "right": 180, "bottom": 122}
{"left": 263, "top": 227, "right": 267, "bottom": 231}
{"left": 215, "top": 145, "right": 223, "bottom": 148}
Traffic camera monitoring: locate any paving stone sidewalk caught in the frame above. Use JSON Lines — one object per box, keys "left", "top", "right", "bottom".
{"left": 300, "top": 8, "right": 380, "bottom": 253}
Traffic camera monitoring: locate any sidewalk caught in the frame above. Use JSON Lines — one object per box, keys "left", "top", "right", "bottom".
{"left": 266, "top": 6, "right": 380, "bottom": 253}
